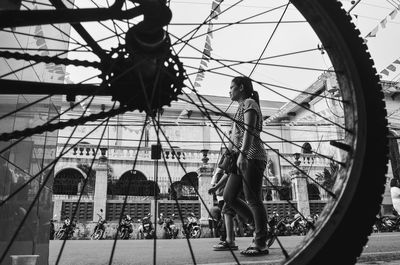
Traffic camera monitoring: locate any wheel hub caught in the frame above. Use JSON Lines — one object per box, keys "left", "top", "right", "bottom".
{"left": 101, "top": 0, "right": 185, "bottom": 115}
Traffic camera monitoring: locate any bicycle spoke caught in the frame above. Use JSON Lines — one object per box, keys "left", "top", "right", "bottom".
{"left": 0, "top": 111, "right": 110, "bottom": 264}
{"left": 172, "top": 3, "right": 288, "bottom": 47}
{"left": 108, "top": 115, "right": 148, "bottom": 265}
{"left": 0, "top": 1, "right": 389, "bottom": 264}
{"left": 179, "top": 88, "right": 339, "bottom": 197}
{"left": 55, "top": 106, "right": 114, "bottom": 264}
{"left": 182, "top": 63, "right": 342, "bottom": 103}
{"left": 249, "top": 1, "right": 290, "bottom": 76}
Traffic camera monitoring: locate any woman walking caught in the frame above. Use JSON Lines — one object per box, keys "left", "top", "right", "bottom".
{"left": 223, "top": 76, "right": 268, "bottom": 256}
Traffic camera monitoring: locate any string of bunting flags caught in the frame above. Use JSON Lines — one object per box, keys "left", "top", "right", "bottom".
{"left": 362, "top": 6, "right": 399, "bottom": 39}
{"left": 192, "top": 0, "right": 223, "bottom": 89}
{"left": 357, "top": 3, "right": 400, "bottom": 77}
{"left": 31, "top": 3, "right": 68, "bottom": 82}
{"left": 380, "top": 58, "right": 400, "bottom": 77}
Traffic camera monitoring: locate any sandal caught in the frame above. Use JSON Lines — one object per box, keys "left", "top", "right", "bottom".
{"left": 240, "top": 245, "right": 269, "bottom": 256}
{"left": 213, "top": 241, "right": 239, "bottom": 251}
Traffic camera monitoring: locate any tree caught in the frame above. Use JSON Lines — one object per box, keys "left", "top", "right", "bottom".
{"left": 315, "top": 162, "right": 339, "bottom": 191}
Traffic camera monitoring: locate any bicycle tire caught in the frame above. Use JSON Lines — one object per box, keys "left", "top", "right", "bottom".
{"left": 284, "top": 0, "right": 388, "bottom": 264}
{"left": 119, "top": 229, "right": 130, "bottom": 240}
{"left": 54, "top": 230, "right": 63, "bottom": 240}
{"left": 91, "top": 229, "right": 104, "bottom": 240}
{"left": 191, "top": 227, "right": 202, "bottom": 239}
{"left": 0, "top": 0, "right": 388, "bottom": 264}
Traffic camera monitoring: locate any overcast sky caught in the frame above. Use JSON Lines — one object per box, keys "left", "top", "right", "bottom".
{"left": 66, "top": 0, "right": 400, "bottom": 103}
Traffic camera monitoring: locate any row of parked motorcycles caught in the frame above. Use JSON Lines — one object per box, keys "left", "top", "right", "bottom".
{"left": 50, "top": 212, "right": 202, "bottom": 240}
{"left": 373, "top": 210, "right": 400, "bottom": 233}
{"left": 131, "top": 212, "right": 202, "bottom": 240}
{"left": 264, "top": 212, "right": 318, "bottom": 247}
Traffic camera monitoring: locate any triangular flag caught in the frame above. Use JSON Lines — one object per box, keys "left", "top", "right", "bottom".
{"left": 34, "top": 25, "right": 42, "bottom": 34}
{"left": 202, "top": 54, "right": 210, "bottom": 62}
{"left": 380, "top": 18, "right": 387, "bottom": 28}
{"left": 212, "top": 0, "right": 221, "bottom": 11}
{"left": 195, "top": 76, "right": 204, "bottom": 82}
{"left": 205, "top": 41, "right": 212, "bottom": 52}
{"left": 196, "top": 73, "right": 205, "bottom": 79}
{"left": 194, "top": 82, "right": 201, "bottom": 87}
{"left": 390, "top": 9, "right": 398, "bottom": 20}
{"left": 206, "top": 35, "right": 211, "bottom": 45}
{"left": 387, "top": 64, "right": 396, "bottom": 72}
{"left": 40, "top": 45, "right": 49, "bottom": 56}
{"left": 207, "top": 24, "right": 214, "bottom": 38}
{"left": 195, "top": 71, "right": 205, "bottom": 78}
{"left": 366, "top": 26, "right": 379, "bottom": 38}
{"left": 211, "top": 1, "right": 221, "bottom": 20}
{"left": 380, "top": 69, "right": 390, "bottom": 76}
{"left": 393, "top": 59, "right": 400, "bottom": 64}
{"left": 54, "top": 65, "right": 65, "bottom": 74}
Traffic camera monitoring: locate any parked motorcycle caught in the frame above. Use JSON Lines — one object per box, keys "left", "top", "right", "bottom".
{"left": 158, "top": 213, "right": 179, "bottom": 239}
{"left": 138, "top": 214, "right": 155, "bottom": 239}
{"left": 288, "top": 213, "right": 311, "bottom": 236}
{"left": 266, "top": 212, "right": 280, "bottom": 247}
{"left": 91, "top": 215, "right": 107, "bottom": 240}
{"left": 118, "top": 215, "right": 133, "bottom": 240}
{"left": 55, "top": 217, "right": 77, "bottom": 240}
{"left": 374, "top": 215, "right": 400, "bottom": 232}
{"left": 182, "top": 213, "right": 201, "bottom": 239}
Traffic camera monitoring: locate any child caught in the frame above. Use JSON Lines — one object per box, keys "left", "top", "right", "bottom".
{"left": 209, "top": 169, "right": 238, "bottom": 251}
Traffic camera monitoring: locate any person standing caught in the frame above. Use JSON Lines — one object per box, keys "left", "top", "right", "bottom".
{"left": 390, "top": 178, "right": 400, "bottom": 214}
{"left": 223, "top": 76, "right": 269, "bottom": 256}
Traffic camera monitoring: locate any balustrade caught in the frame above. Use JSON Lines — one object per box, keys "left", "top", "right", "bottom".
{"left": 57, "top": 144, "right": 221, "bottom": 164}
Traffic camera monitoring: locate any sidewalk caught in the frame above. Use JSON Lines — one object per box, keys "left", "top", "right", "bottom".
{"left": 357, "top": 261, "right": 400, "bottom": 265}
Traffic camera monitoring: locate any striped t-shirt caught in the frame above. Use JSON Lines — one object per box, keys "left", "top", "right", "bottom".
{"left": 230, "top": 98, "right": 266, "bottom": 161}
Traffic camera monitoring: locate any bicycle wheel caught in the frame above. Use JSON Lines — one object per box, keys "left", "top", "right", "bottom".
{"left": 0, "top": 0, "right": 388, "bottom": 265}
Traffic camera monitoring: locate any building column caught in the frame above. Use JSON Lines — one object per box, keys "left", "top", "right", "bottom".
{"left": 93, "top": 155, "right": 108, "bottom": 222}
{"left": 197, "top": 150, "right": 214, "bottom": 225}
{"left": 53, "top": 199, "right": 63, "bottom": 221}
{"left": 290, "top": 153, "right": 310, "bottom": 217}
{"left": 268, "top": 176, "right": 280, "bottom": 201}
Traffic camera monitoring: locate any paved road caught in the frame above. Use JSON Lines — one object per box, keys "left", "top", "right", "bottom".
{"left": 49, "top": 232, "right": 400, "bottom": 265}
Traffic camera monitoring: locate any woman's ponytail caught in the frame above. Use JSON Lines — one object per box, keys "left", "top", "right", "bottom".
{"left": 251, "top": 90, "right": 260, "bottom": 106}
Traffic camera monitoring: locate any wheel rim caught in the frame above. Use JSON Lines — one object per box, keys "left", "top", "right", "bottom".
{"left": 0, "top": 1, "right": 388, "bottom": 264}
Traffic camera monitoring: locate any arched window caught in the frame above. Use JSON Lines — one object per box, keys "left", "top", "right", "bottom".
{"left": 110, "top": 170, "right": 159, "bottom": 196}
{"left": 301, "top": 142, "right": 312, "bottom": 154}
{"left": 53, "top": 168, "right": 85, "bottom": 195}
{"left": 169, "top": 172, "right": 198, "bottom": 200}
